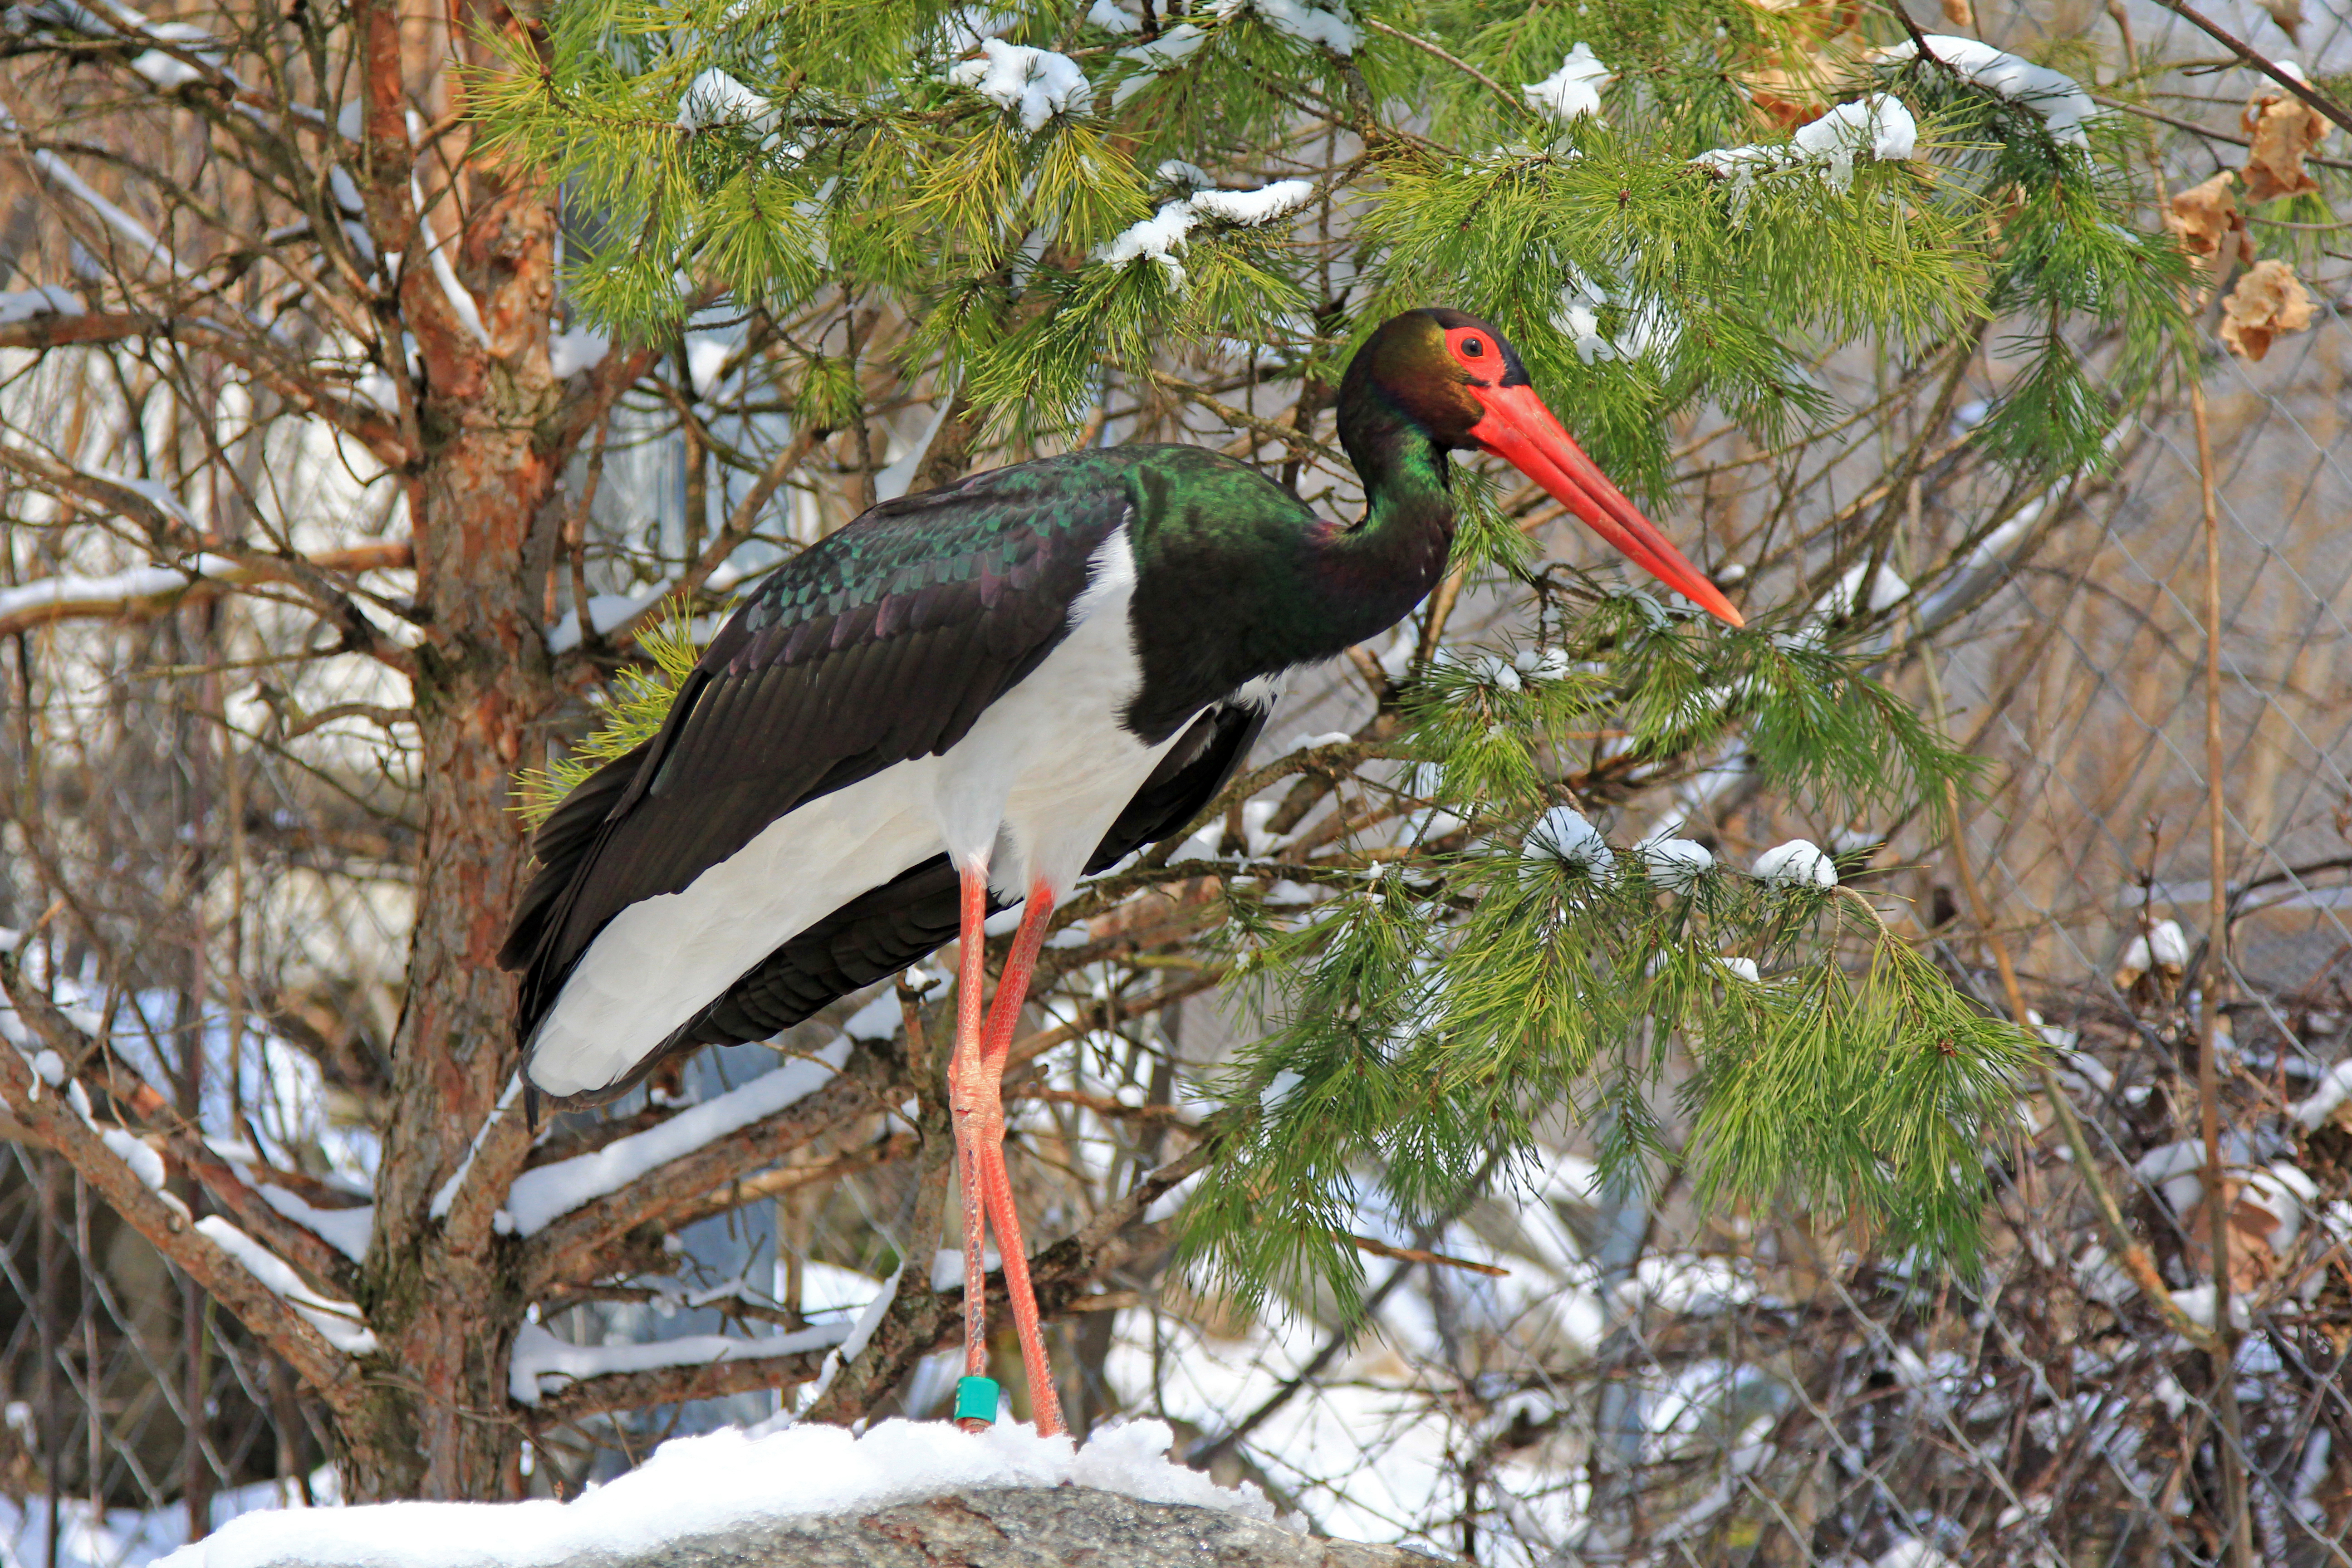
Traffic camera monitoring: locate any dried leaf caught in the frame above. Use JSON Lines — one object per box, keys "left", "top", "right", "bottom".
{"left": 2219, "top": 258, "right": 2316, "bottom": 361}
{"left": 2257, "top": 0, "right": 2304, "bottom": 44}
{"left": 2239, "top": 87, "right": 2329, "bottom": 203}
{"left": 1940, "top": 0, "right": 1974, "bottom": 25}
{"left": 2165, "top": 171, "right": 2254, "bottom": 272}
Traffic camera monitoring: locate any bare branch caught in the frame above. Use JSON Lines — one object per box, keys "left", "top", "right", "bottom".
{"left": 0, "top": 539, "right": 413, "bottom": 639}
{"left": 0, "top": 311, "right": 411, "bottom": 463}
{"left": 0, "top": 952, "right": 370, "bottom": 1413}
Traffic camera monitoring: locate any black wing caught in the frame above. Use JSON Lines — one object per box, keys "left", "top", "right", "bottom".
{"left": 501, "top": 457, "right": 1137, "bottom": 1063}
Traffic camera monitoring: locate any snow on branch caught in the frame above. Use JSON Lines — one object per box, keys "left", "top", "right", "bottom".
{"left": 1094, "top": 175, "right": 1317, "bottom": 290}
{"left": 506, "top": 1036, "right": 853, "bottom": 1237}
{"left": 1874, "top": 36, "right": 2096, "bottom": 147}
{"left": 0, "top": 540, "right": 413, "bottom": 639}
{"left": 197, "top": 1217, "right": 378, "bottom": 1353}
{"left": 508, "top": 1319, "right": 847, "bottom": 1408}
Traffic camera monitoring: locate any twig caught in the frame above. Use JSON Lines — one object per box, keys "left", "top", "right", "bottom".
{"left": 2189, "top": 373, "right": 2254, "bottom": 1568}
{"left": 1346, "top": 1232, "right": 1508, "bottom": 1277}
{"left": 1359, "top": 19, "right": 1528, "bottom": 122}
{"left": 2089, "top": 93, "right": 2352, "bottom": 173}
{"left": 2139, "top": 0, "right": 2352, "bottom": 139}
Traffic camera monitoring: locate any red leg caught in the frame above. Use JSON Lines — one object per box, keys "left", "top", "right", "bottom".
{"left": 946, "top": 861, "right": 995, "bottom": 1430}
{"left": 972, "top": 880, "right": 1066, "bottom": 1437}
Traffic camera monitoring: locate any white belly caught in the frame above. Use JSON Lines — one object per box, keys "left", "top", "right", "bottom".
{"left": 527, "top": 526, "right": 1181, "bottom": 1098}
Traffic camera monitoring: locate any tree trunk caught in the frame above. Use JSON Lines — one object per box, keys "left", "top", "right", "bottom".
{"left": 340, "top": 6, "right": 564, "bottom": 1493}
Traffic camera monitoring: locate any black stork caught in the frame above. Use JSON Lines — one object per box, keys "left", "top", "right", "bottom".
{"left": 499, "top": 307, "right": 1742, "bottom": 1438}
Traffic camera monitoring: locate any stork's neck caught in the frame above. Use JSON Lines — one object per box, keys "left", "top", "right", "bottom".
{"left": 1317, "top": 396, "right": 1458, "bottom": 637}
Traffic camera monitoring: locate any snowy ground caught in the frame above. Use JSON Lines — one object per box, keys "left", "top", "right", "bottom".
{"left": 157, "top": 1419, "right": 1268, "bottom": 1568}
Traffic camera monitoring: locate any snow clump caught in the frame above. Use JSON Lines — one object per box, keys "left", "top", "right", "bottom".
{"left": 1873, "top": 36, "right": 2096, "bottom": 147}
{"left": 2113, "top": 919, "right": 2189, "bottom": 990}
{"left": 1094, "top": 177, "right": 1314, "bottom": 289}
{"left": 677, "top": 69, "right": 772, "bottom": 130}
{"left": 1527, "top": 806, "right": 1616, "bottom": 879}
{"left": 1213, "top": 0, "right": 1357, "bottom": 53}
{"left": 1086, "top": 0, "right": 1141, "bottom": 30}
{"left": 1523, "top": 43, "right": 1611, "bottom": 124}
{"left": 1719, "top": 956, "right": 1762, "bottom": 984}
{"left": 1697, "top": 94, "right": 1916, "bottom": 214}
{"left": 1752, "top": 838, "right": 1838, "bottom": 888}
{"left": 1635, "top": 835, "right": 1714, "bottom": 892}
{"left": 948, "top": 39, "right": 1091, "bottom": 135}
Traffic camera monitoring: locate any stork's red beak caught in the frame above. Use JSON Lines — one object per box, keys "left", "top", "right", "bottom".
{"left": 1468, "top": 382, "right": 1744, "bottom": 628}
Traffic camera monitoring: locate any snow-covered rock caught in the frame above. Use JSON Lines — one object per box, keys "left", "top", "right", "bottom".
{"left": 159, "top": 1420, "right": 1447, "bottom": 1568}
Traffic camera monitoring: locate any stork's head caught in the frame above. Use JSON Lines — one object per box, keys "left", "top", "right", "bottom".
{"left": 1343, "top": 308, "right": 1743, "bottom": 627}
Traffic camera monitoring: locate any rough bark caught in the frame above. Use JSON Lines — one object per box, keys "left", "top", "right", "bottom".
{"left": 212, "top": 1486, "right": 1459, "bottom": 1568}
{"left": 334, "top": 0, "right": 564, "bottom": 1501}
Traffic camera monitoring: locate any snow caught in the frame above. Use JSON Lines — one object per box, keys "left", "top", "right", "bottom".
{"left": 1818, "top": 561, "right": 1909, "bottom": 618}
{"left": 0, "top": 284, "right": 85, "bottom": 323}
{"left": 791, "top": 1264, "right": 902, "bottom": 1413}
{"left": 947, "top": 39, "right": 1089, "bottom": 134}
{"left": 1719, "top": 956, "right": 1762, "bottom": 984}
{"left": 1094, "top": 178, "right": 1313, "bottom": 289}
{"left": 196, "top": 1217, "right": 379, "bottom": 1355}
{"left": 259, "top": 1185, "right": 374, "bottom": 1261}
{"left": 165, "top": 1417, "right": 1269, "bottom": 1567}
{"left": 1752, "top": 839, "right": 1837, "bottom": 888}
{"left": 2118, "top": 920, "right": 2189, "bottom": 975}
{"left": 677, "top": 68, "right": 771, "bottom": 130}
{"left": 0, "top": 557, "right": 230, "bottom": 629}
{"left": 548, "top": 324, "right": 609, "bottom": 378}
{"left": 1112, "top": 23, "right": 1208, "bottom": 105}
{"left": 1526, "top": 806, "right": 1615, "bottom": 879}
{"left": 1798, "top": 93, "right": 1917, "bottom": 163}
{"left": 1188, "top": 181, "right": 1316, "bottom": 225}
{"left": 1087, "top": 0, "right": 1140, "bottom": 29}
{"left": 1634, "top": 835, "right": 1713, "bottom": 891}
{"left": 101, "top": 1128, "right": 170, "bottom": 1195}
{"left": 501, "top": 1036, "right": 853, "bottom": 1235}
{"left": 2293, "top": 1060, "right": 2352, "bottom": 1127}
{"left": 1523, "top": 44, "right": 1610, "bottom": 124}
{"left": 429, "top": 1073, "right": 524, "bottom": 1221}
{"left": 1697, "top": 94, "right": 1917, "bottom": 209}
{"left": 1212, "top": 0, "right": 1357, "bottom": 54}
{"left": 507, "top": 1319, "right": 847, "bottom": 1406}
{"left": 1874, "top": 36, "right": 2094, "bottom": 147}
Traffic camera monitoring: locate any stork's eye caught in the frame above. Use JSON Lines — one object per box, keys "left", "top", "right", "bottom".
{"left": 1461, "top": 337, "right": 1485, "bottom": 357}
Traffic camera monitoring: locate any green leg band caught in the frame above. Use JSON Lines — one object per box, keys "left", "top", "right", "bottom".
{"left": 953, "top": 1375, "right": 1001, "bottom": 1425}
